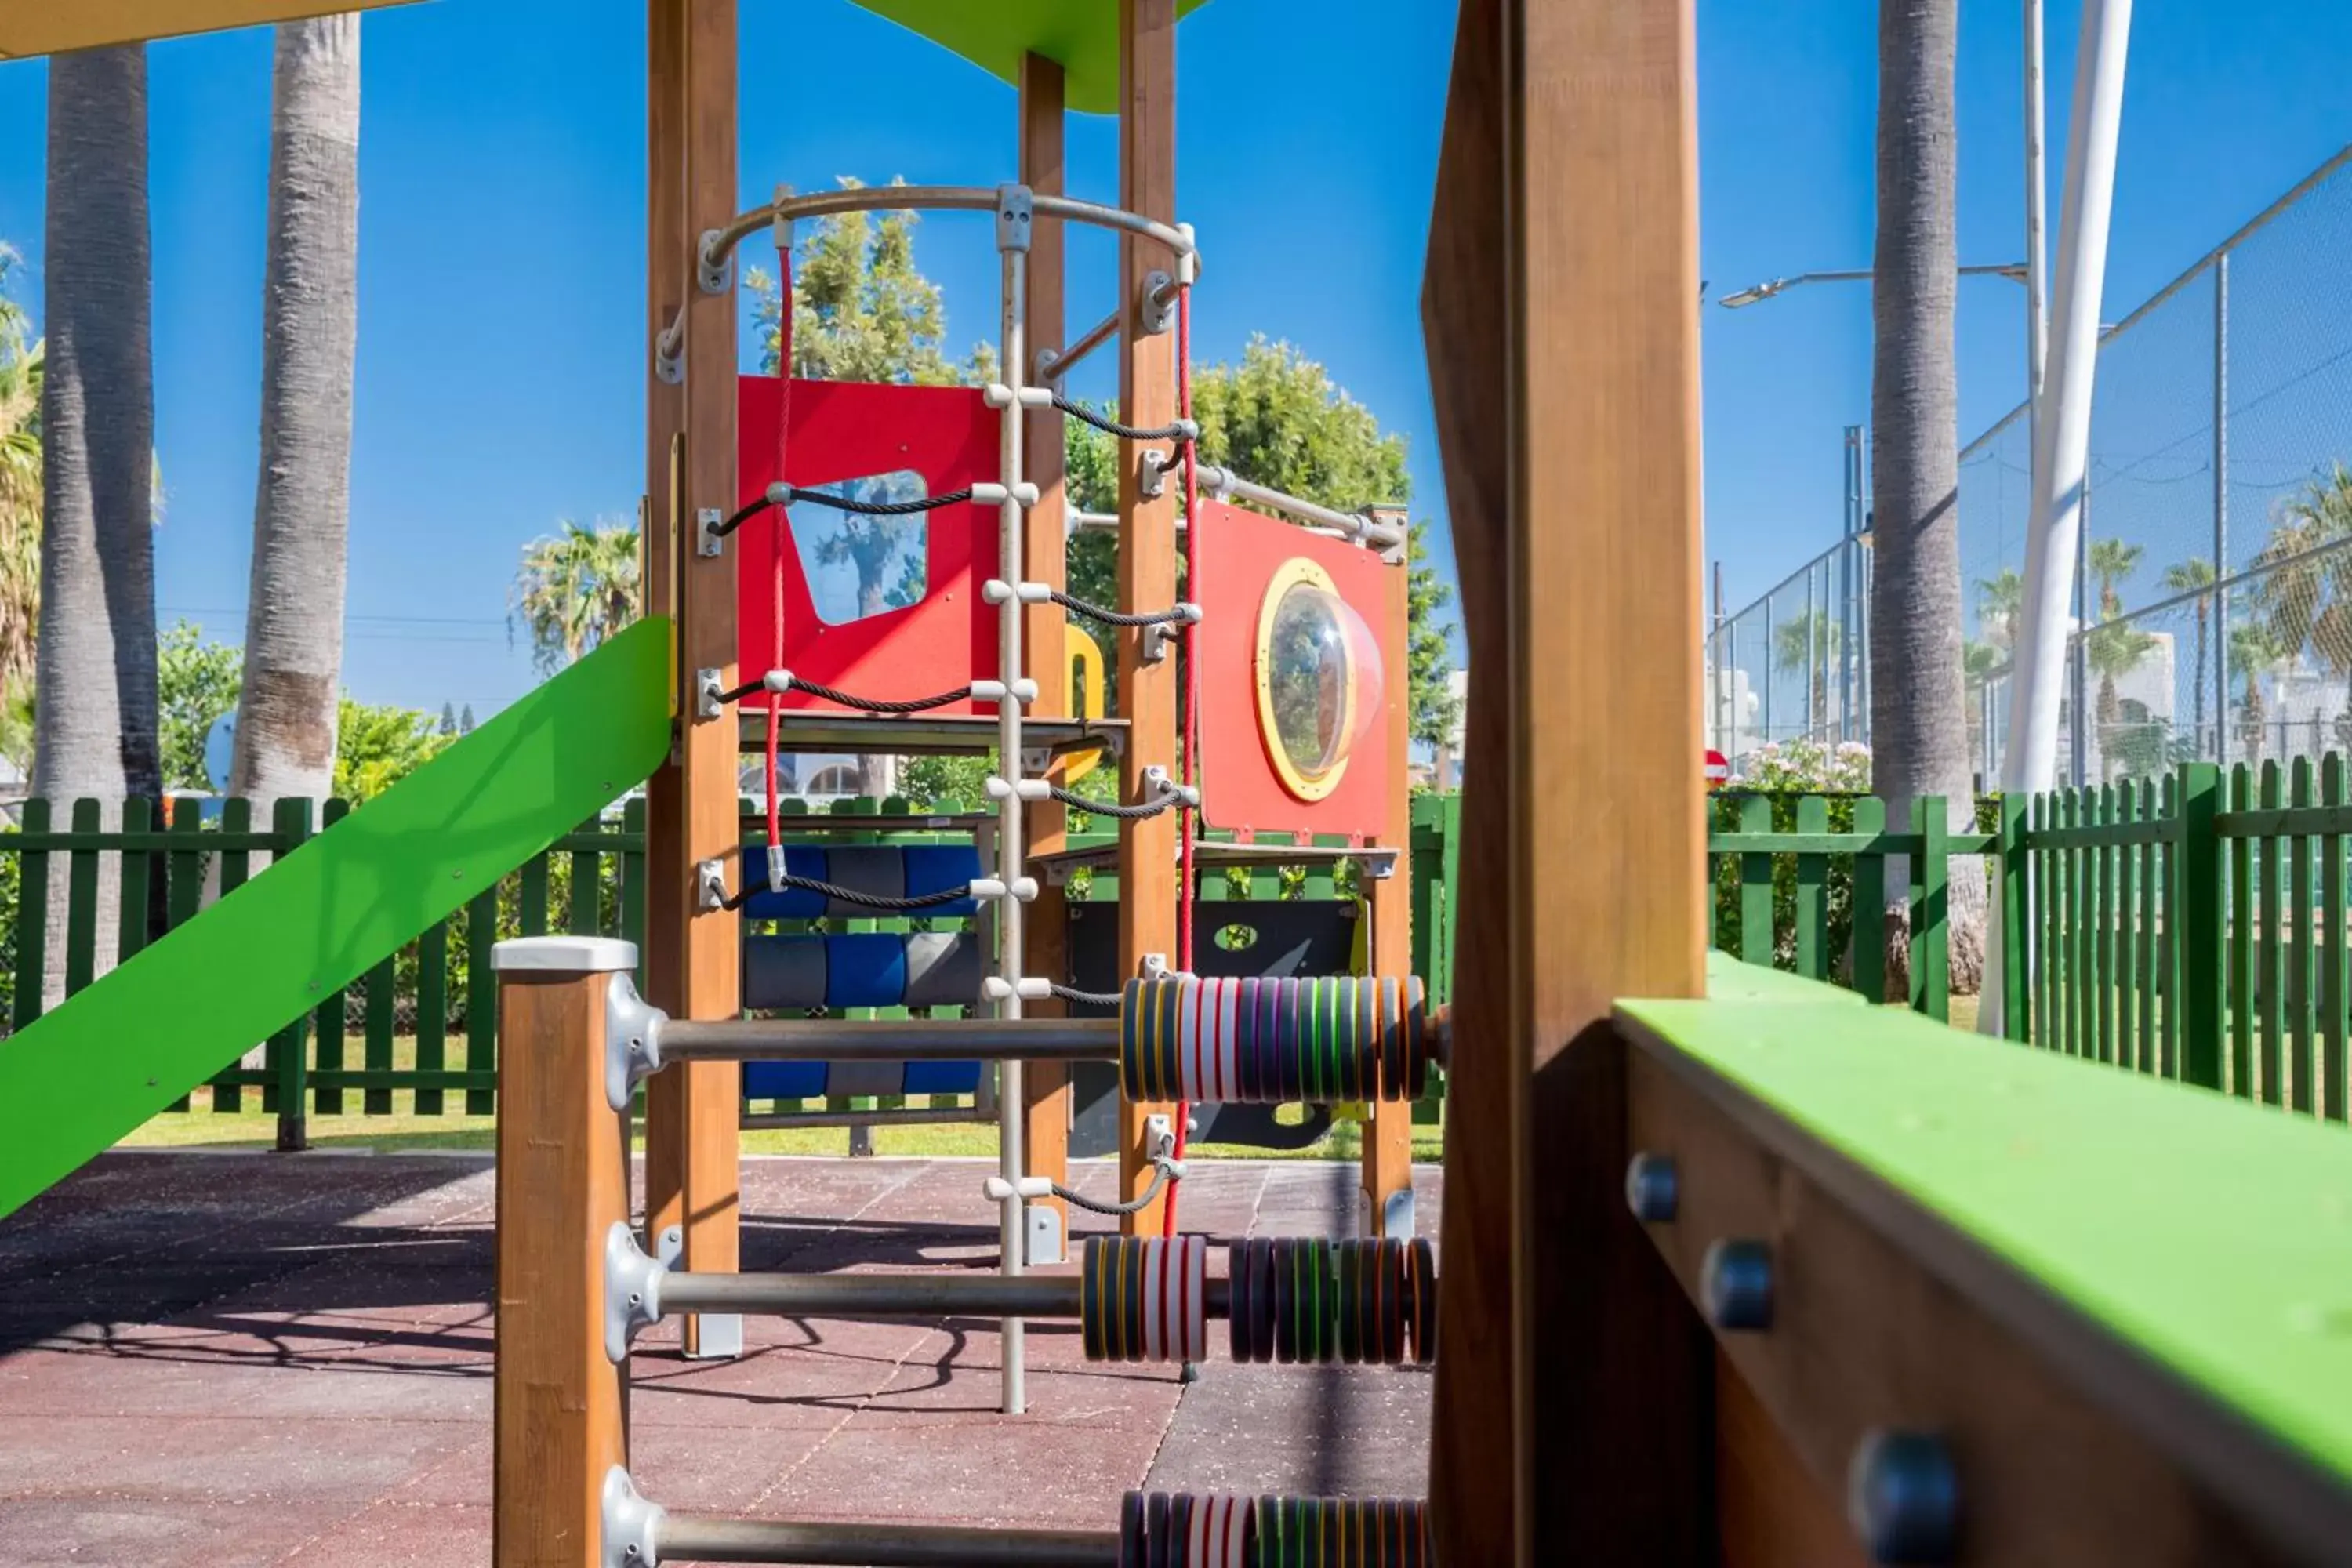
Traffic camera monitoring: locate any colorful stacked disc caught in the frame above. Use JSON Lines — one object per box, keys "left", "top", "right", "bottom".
{"left": 1114, "top": 1493, "right": 1432, "bottom": 1567}
{"left": 1119, "top": 975, "right": 1432, "bottom": 1104}
{"left": 1224, "top": 1239, "right": 1436, "bottom": 1367}
{"left": 1081, "top": 1235, "right": 1209, "bottom": 1363}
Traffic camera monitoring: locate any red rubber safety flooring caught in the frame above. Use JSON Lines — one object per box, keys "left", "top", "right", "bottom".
{"left": 0, "top": 1152, "right": 1436, "bottom": 1566}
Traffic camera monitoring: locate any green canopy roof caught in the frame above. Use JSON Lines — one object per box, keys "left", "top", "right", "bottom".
{"left": 852, "top": 0, "right": 1213, "bottom": 116}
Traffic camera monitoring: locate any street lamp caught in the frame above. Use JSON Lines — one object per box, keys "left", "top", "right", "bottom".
{"left": 1715, "top": 263, "right": 2030, "bottom": 309}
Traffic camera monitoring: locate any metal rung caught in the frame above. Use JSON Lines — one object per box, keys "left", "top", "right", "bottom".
{"left": 661, "top": 1016, "right": 1119, "bottom": 1065}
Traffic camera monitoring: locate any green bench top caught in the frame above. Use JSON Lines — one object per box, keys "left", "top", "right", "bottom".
{"left": 1621, "top": 978, "right": 2352, "bottom": 1487}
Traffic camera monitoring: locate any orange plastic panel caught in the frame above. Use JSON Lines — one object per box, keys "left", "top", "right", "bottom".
{"left": 735, "top": 376, "right": 996, "bottom": 715}
{"left": 1193, "top": 498, "right": 1395, "bottom": 840}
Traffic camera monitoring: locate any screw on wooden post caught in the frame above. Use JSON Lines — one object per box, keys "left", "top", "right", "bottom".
{"left": 492, "top": 935, "right": 638, "bottom": 1568}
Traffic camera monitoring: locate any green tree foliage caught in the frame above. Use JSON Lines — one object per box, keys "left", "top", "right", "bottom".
{"left": 156, "top": 618, "right": 453, "bottom": 800}
{"left": 333, "top": 696, "right": 453, "bottom": 802}
{"left": 510, "top": 518, "right": 641, "bottom": 676}
{"left": 1064, "top": 338, "right": 1461, "bottom": 746}
{"left": 0, "top": 245, "right": 41, "bottom": 709}
{"left": 158, "top": 621, "right": 244, "bottom": 789}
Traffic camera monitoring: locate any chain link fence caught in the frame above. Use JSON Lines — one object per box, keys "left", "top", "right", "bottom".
{"left": 1711, "top": 145, "right": 2352, "bottom": 785}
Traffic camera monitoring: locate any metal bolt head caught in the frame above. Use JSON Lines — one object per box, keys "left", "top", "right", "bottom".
{"left": 1700, "top": 1238, "right": 1774, "bottom": 1330}
{"left": 1848, "top": 1429, "right": 1958, "bottom": 1564}
{"left": 1624, "top": 1152, "right": 1679, "bottom": 1223}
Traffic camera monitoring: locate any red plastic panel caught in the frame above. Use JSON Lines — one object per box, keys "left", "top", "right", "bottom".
{"left": 735, "top": 376, "right": 996, "bottom": 715}
{"left": 1193, "top": 498, "right": 1396, "bottom": 841}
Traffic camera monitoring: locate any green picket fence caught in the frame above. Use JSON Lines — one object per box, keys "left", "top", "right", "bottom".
{"left": 1, "top": 792, "right": 1457, "bottom": 1145}
{"left": 1713, "top": 760, "right": 2352, "bottom": 1125}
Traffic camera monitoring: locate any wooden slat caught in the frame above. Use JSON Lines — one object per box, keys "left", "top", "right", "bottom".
{"left": 1739, "top": 795, "right": 1773, "bottom": 967}
{"left": 491, "top": 960, "right": 630, "bottom": 1568}
{"left": 1112, "top": 0, "right": 1178, "bottom": 1235}
{"left": 2291, "top": 757, "right": 2318, "bottom": 1112}
{"left": 64, "top": 798, "right": 101, "bottom": 1002}
{"left": 11, "top": 798, "right": 47, "bottom": 1033}
{"left": 2325, "top": 755, "right": 2348, "bottom": 1121}
{"left": 1419, "top": 0, "right": 1520, "bottom": 1555}
{"left": 416, "top": 918, "right": 449, "bottom": 1117}
{"left": 316, "top": 797, "right": 354, "bottom": 1116}
{"left": 466, "top": 879, "right": 499, "bottom": 1117}
{"left": 1793, "top": 795, "right": 1828, "bottom": 981}
{"left": 2259, "top": 761, "right": 2284, "bottom": 1105}
{"left": 212, "top": 798, "right": 251, "bottom": 1112}
{"left": 2230, "top": 764, "right": 2254, "bottom": 1096}
{"left": 1020, "top": 48, "right": 1073, "bottom": 1240}
{"left": 643, "top": 0, "right": 744, "bottom": 1342}
{"left": 268, "top": 797, "right": 314, "bottom": 1147}
{"left": 1853, "top": 794, "right": 1887, "bottom": 1004}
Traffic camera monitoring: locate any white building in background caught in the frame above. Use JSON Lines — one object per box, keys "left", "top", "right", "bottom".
{"left": 1432, "top": 670, "right": 1469, "bottom": 789}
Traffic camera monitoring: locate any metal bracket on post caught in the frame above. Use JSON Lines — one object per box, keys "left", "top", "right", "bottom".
{"left": 996, "top": 182, "right": 1034, "bottom": 255}
{"left": 1142, "top": 1113, "right": 1178, "bottom": 1165}
{"left": 601, "top": 1466, "right": 666, "bottom": 1568}
{"left": 1142, "top": 953, "right": 1172, "bottom": 981}
{"left": 693, "top": 668, "right": 724, "bottom": 721}
{"left": 1028, "top": 1203, "right": 1065, "bottom": 1267}
{"left": 1380, "top": 1187, "right": 1417, "bottom": 1242}
{"left": 1138, "top": 448, "right": 1172, "bottom": 500}
{"left": 695, "top": 858, "right": 728, "bottom": 913}
{"left": 604, "top": 1221, "right": 677, "bottom": 1363}
{"left": 695, "top": 507, "right": 724, "bottom": 559}
{"left": 604, "top": 972, "right": 668, "bottom": 1112}
{"left": 695, "top": 228, "right": 731, "bottom": 296}
{"left": 1138, "top": 268, "right": 1176, "bottom": 336}
{"left": 1140, "top": 620, "right": 1178, "bottom": 666}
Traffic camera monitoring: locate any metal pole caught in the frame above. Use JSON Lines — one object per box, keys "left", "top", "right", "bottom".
{"left": 2214, "top": 250, "right": 2230, "bottom": 764}
{"left": 2074, "top": 483, "right": 2090, "bottom": 789}
{"left": 1762, "top": 591, "right": 1774, "bottom": 743}
{"left": 1806, "top": 570, "right": 1819, "bottom": 740}
{"left": 994, "top": 190, "right": 1033, "bottom": 1417}
{"left": 2024, "top": 0, "right": 2051, "bottom": 429}
{"left": 1986, "top": 0, "right": 2132, "bottom": 1037}
{"left": 658, "top": 1017, "right": 1120, "bottom": 1063}
{"left": 655, "top": 1515, "right": 1122, "bottom": 1568}
{"left": 661, "top": 1269, "right": 1090, "bottom": 1319}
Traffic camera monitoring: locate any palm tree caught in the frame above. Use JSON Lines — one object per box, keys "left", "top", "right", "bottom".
{"left": 34, "top": 46, "right": 158, "bottom": 1004}
{"left": 2161, "top": 557, "right": 2216, "bottom": 757}
{"left": 2252, "top": 465, "right": 2352, "bottom": 746}
{"left": 230, "top": 15, "right": 361, "bottom": 815}
{"left": 510, "top": 519, "right": 641, "bottom": 673}
{"left": 2232, "top": 620, "right": 2282, "bottom": 764}
{"left": 2083, "top": 538, "right": 2149, "bottom": 773}
{"left": 1770, "top": 608, "right": 1841, "bottom": 737}
{"left": 0, "top": 247, "right": 45, "bottom": 709}
{"left": 1868, "top": 0, "right": 1979, "bottom": 994}
{"left": 1976, "top": 566, "right": 2024, "bottom": 651}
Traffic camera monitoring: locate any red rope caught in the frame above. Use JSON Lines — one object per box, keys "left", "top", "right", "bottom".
{"left": 1165, "top": 281, "right": 1201, "bottom": 1240}
{"left": 764, "top": 258, "right": 797, "bottom": 855}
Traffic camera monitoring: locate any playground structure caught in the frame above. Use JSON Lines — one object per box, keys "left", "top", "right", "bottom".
{"left": 7, "top": 2, "right": 2352, "bottom": 1566}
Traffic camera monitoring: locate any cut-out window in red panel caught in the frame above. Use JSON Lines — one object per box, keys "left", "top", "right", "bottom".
{"left": 735, "top": 376, "right": 996, "bottom": 714}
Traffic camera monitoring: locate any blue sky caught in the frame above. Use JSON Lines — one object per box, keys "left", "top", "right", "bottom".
{"left": 0, "top": 0, "right": 2343, "bottom": 713}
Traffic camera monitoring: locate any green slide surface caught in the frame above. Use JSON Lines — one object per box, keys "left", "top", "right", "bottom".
{"left": 1621, "top": 977, "right": 2352, "bottom": 1485}
{"left": 0, "top": 618, "right": 674, "bottom": 1218}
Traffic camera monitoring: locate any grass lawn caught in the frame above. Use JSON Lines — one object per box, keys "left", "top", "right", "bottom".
{"left": 120, "top": 1037, "right": 1444, "bottom": 1163}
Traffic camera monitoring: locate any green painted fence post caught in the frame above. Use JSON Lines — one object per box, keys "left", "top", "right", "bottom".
{"left": 2176, "top": 762, "right": 2223, "bottom": 1091}
{"left": 1851, "top": 794, "right": 1887, "bottom": 1004}
{"left": 1911, "top": 797, "right": 1948, "bottom": 1021}
{"left": 270, "top": 798, "right": 314, "bottom": 1150}
{"left": 11, "top": 798, "right": 47, "bottom": 1033}
{"left": 1998, "top": 791, "right": 2029, "bottom": 1043}
{"left": 1737, "top": 795, "right": 1773, "bottom": 967}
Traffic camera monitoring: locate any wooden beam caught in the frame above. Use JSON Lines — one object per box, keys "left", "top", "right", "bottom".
{"left": 1512, "top": 0, "right": 1711, "bottom": 1560}
{"left": 1419, "top": 1, "right": 1519, "bottom": 1558}
{"left": 1362, "top": 557, "right": 1415, "bottom": 1236}
{"left": 1421, "top": 1, "right": 1711, "bottom": 1561}
{"left": 1113, "top": 0, "right": 1178, "bottom": 1236}
{"left": 1019, "top": 50, "right": 1073, "bottom": 1247}
{"left": 0, "top": 0, "right": 420, "bottom": 59}
{"left": 643, "top": 0, "right": 742, "bottom": 1358}
{"left": 492, "top": 947, "right": 633, "bottom": 1568}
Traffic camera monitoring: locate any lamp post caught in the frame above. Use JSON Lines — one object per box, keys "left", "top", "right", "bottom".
{"left": 1714, "top": 263, "right": 2030, "bottom": 310}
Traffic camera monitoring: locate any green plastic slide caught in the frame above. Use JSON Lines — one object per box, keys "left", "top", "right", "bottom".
{"left": 0, "top": 618, "right": 674, "bottom": 1218}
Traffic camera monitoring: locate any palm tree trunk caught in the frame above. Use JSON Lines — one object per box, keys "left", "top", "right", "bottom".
{"left": 1868, "top": 0, "right": 1984, "bottom": 994}
{"left": 229, "top": 16, "right": 359, "bottom": 813}
{"left": 34, "top": 46, "right": 158, "bottom": 1008}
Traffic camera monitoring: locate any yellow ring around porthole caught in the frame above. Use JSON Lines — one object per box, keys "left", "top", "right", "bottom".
{"left": 1254, "top": 557, "right": 1358, "bottom": 801}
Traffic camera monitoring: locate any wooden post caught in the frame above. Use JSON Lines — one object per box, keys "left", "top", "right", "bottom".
{"left": 1422, "top": 1, "right": 1712, "bottom": 1563}
{"left": 1019, "top": 50, "right": 1072, "bottom": 1249}
{"left": 1115, "top": 0, "right": 1178, "bottom": 1236}
{"left": 492, "top": 937, "right": 635, "bottom": 1568}
{"left": 1362, "top": 556, "right": 1414, "bottom": 1236}
{"left": 642, "top": 0, "right": 742, "bottom": 1358}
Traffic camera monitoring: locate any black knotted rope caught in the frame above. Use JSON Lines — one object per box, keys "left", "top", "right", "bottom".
{"left": 722, "top": 877, "right": 977, "bottom": 914}
{"left": 720, "top": 677, "right": 973, "bottom": 713}
{"left": 1048, "top": 590, "right": 1194, "bottom": 628}
{"left": 1051, "top": 393, "right": 1194, "bottom": 444}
